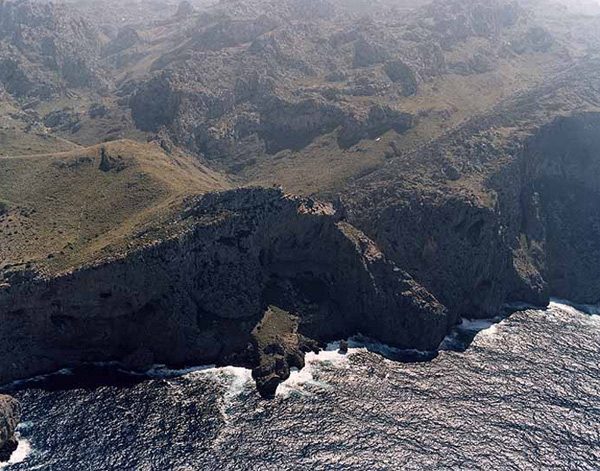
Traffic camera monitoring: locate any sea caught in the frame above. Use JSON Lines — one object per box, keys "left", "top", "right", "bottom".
{"left": 1, "top": 301, "right": 599, "bottom": 470}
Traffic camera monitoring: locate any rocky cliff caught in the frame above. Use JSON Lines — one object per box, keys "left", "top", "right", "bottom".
{"left": 4, "top": 98, "right": 600, "bottom": 398}
{"left": 518, "top": 113, "right": 600, "bottom": 303}
{"left": 0, "top": 188, "right": 446, "bottom": 397}
{"left": 344, "top": 60, "right": 600, "bottom": 322}
{"left": 1, "top": 0, "right": 600, "bottom": 403}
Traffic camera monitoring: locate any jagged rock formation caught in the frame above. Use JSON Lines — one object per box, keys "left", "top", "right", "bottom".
{"left": 0, "top": 0, "right": 105, "bottom": 99}
{"left": 0, "top": 395, "right": 20, "bottom": 462}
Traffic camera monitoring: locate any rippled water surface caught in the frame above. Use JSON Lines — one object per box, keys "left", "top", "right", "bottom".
{"left": 2, "top": 302, "right": 600, "bottom": 470}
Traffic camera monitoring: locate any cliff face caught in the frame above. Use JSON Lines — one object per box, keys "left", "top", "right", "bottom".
{"left": 350, "top": 190, "right": 514, "bottom": 322}
{"left": 3, "top": 113, "right": 600, "bottom": 397}
{"left": 346, "top": 104, "right": 600, "bottom": 320}
{"left": 0, "top": 188, "right": 446, "bottom": 396}
{"left": 518, "top": 113, "right": 600, "bottom": 304}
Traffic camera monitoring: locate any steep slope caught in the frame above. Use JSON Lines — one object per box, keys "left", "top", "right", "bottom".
{"left": 344, "top": 58, "right": 600, "bottom": 321}
{"left": 0, "top": 140, "right": 228, "bottom": 274}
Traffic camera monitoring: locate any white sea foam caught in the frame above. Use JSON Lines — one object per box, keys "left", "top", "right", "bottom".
{"left": 208, "top": 366, "right": 253, "bottom": 422}
{"left": 458, "top": 317, "right": 504, "bottom": 336}
{"left": 147, "top": 363, "right": 253, "bottom": 421}
{"left": 147, "top": 364, "right": 252, "bottom": 401}
{"left": 145, "top": 364, "right": 218, "bottom": 379}
{"left": 0, "top": 433, "right": 31, "bottom": 469}
{"left": 217, "top": 367, "right": 253, "bottom": 398}
{"left": 549, "top": 299, "right": 600, "bottom": 326}
{"left": 277, "top": 342, "right": 352, "bottom": 398}
{"left": 549, "top": 298, "right": 600, "bottom": 316}
{"left": 275, "top": 338, "right": 431, "bottom": 398}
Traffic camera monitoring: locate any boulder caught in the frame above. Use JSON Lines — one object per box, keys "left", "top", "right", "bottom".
{"left": 353, "top": 38, "right": 389, "bottom": 68}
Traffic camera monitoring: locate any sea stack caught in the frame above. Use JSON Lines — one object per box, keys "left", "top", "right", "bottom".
{"left": 0, "top": 395, "right": 21, "bottom": 462}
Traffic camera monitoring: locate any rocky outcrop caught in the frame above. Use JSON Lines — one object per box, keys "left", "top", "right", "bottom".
{"left": 192, "top": 16, "right": 280, "bottom": 51}
{"left": 339, "top": 105, "right": 416, "bottom": 148}
{"left": 0, "top": 395, "right": 20, "bottom": 462}
{"left": 105, "top": 26, "right": 140, "bottom": 56}
{"left": 384, "top": 60, "right": 418, "bottom": 96}
{"left": 43, "top": 107, "right": 82, "bottom": 132}
{"left": 130, "top": 71, "right": 417, "bottom": 159}
{"left": 0, "top": 188, "right": 446, "bottom": 396}
{"left": 448, "top": 52, "right": 497, "bottom": 76}
{"left": 353, "top": 38, "right": 389, "bottom": 68}
{"left": 259, "top": 97, "right": 347, "bottom": 152}
{"left": 0, "top": 0, "right": 105, "bottom": 99}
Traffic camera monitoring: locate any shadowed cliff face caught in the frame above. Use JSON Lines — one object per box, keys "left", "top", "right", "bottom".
{"left": 350, "top": 191, "right": 513, "bottom": 322}
{"left": 520, "top": 113, "right": 600, "bottom": 304}
{"left": 347, "top": 112, "right": 600, "bottom": 322}
{"left": 0, "top": 188, "right": 446, "bottom": 396}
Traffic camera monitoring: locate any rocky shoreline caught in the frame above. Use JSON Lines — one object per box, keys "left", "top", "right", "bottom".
{"left": 0, "top": 106, "right": 599, "bottom": 446}
{"left": 1, "top": 0, "right": 600, "bottom": 462}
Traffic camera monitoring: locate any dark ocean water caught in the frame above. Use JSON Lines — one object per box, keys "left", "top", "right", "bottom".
{"left": 1, "top": 301, "right": 600, "bottom": 471}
